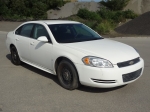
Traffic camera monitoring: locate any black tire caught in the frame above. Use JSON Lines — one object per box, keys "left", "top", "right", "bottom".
{"left": 10, "top": 46, "right": 21, "bottom": 65}
{"left": 57, "top": 60, "right": 79, "bottom": 90}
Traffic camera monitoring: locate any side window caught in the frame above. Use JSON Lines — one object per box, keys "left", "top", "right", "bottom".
{"left": 15, "top": 26, "right": 22, "bottom": 35}
{"left": 32, "top": 24, "right": 50, "bottom": 40}
{"left": 20, "top": 24, "right": 34, "bottom": 37}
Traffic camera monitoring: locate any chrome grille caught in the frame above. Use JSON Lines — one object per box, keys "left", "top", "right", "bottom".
{"left": 117, "top": 57, "right": 140, "bottom": 68}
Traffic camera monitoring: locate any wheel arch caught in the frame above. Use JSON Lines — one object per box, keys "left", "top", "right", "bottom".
{"left": 54, "top": 56, "right": 81, "bottom": 86}
{"left": 54, "top": 56, "right": 79, "bottom": 76}
{"left": 9, "top": 44, "right": 21, "bottom": 59}
{"left": 10, "top": 44, "right": 15, "bottom": 51}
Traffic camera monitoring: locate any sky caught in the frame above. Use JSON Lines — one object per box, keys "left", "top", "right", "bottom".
{"left": 78, "top": 0, "right": 101, "bottom": 2}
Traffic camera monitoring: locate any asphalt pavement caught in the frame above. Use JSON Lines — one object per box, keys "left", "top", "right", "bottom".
{"left": 0, "top": 31, "right": 150, "bottom": 112}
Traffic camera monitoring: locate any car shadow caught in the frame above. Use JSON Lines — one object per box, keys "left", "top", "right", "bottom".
{"left": 6, "top": 54, "right": 11, "bottom": 60}
{"left": 78, "top": 85, "right": 126, "bottom": 93}
{"left": 6, "top": 54, "right": 126, "bottom": 93}
{"left": 22, "top": 63, "right": 60, "bottom": 85}
{"left": 6, "top": 54, "right": 60, "bottom": 85}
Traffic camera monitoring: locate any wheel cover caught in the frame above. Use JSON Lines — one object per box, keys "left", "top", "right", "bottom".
{"left": 61, "top": 68, "right": 73, "bottom": 85}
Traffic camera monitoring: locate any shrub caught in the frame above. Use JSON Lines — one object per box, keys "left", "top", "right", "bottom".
{"left": 98, "top": 8, "right": 115, "bottom": 20}
{"left": 95, "top": 20, "right": 115, "bottom": 34}
{"left": 98, "top": 8, "right": 137, "bottom": 23}
{"left": 123, "top": 9, "right": 138, "bottom": 19}
{"left": 77, "top": 8, "right": 102, "bottom": 22}
{"left": 75, "top": 7, "right": 138, "bottom": 34}
{"left": 112, "top": 11, "right": 126, "bottom": 23}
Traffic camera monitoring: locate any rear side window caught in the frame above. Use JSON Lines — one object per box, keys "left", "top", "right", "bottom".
{"left": 15, "top": 26, "right": 22, "bottom": 35}
{"left": 20, "top": 24, "right": 34, "bottom": 37}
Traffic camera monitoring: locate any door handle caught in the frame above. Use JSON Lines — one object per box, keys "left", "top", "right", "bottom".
{"left": 30, "top": 42, "right": 34, "bottom": 45}
{"left": 15, "top": 38, "right": 19, "bottom": 41}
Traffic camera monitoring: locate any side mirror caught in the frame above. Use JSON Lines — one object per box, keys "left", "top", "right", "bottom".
{"left": 37, "top": 36, "right": 48, "bottom": 42}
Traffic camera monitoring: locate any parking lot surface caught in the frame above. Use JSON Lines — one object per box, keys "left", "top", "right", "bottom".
{"left": 0, "top": 31, "right": 150, "bottom": 112}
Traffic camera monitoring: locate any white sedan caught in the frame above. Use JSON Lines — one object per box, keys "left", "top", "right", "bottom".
{"left": 6, "top": 20, "right": 144, "bottom": 90}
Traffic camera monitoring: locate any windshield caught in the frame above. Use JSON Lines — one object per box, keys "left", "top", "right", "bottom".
{"left": 48, "top": 23, "right": 103, "bottom": 43}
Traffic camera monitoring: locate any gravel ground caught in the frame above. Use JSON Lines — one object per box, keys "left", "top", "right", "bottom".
{"left": 115, "top": 11, "right": 150, "bottom": 35}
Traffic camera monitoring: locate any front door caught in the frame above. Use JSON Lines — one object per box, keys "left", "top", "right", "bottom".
{"left": 29, "top": 24, "right": 53, "bottom": 71}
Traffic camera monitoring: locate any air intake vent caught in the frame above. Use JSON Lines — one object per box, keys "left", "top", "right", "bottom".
{"left": 122, "top": 68, "right": 142, "bottom": 82}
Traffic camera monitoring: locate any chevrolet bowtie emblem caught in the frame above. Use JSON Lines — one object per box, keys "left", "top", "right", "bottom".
{"left": 129, "top": 61, "right": 134, "bottom": 65}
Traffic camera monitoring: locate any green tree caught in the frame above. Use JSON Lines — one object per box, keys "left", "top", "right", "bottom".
{"left": 101, "top": 0, "right": 130, "bottom": 11}
{"left": 10, "top": 0, "right": 26, "bottom": 16}
{"left": 46, "top": 0, "right": 64, "bottom": 9}
{"left": 31, "top": 1, "right": 47, "bottom": 19}
{"left": 0, "top": 0, "right": 67, "bottom": 20}
{"left": 0, "top": 0, "right": 9, "bottom": 16}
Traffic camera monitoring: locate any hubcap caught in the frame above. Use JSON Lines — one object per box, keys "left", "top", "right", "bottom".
{"left": 62, "top": 68, "right": 72, "bottom": 84}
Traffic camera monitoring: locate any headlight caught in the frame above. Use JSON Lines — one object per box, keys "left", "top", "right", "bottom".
{"left": 82, "top": 56, "right": 113, "bottom": 68}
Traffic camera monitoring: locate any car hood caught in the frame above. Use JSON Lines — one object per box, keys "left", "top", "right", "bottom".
{"left": 62, "top": 39, "right": 139, "bottom": 64}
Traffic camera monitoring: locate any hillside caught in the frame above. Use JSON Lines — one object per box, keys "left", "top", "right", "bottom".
{"left": 124, "top": 0, "right": 150, "bottom": 14}
{"left": 47, "top": 2, "right": 101, "bottom": 19}
{"left": 115, "top": 11, "right": 150, "bottom": 35}
{"left": 47, "top": 0, "right": 150, "bottom": 19}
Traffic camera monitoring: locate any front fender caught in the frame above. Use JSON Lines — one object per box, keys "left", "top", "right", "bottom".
{"left": 52, "top": 45, "right": 87, "bottom": 74}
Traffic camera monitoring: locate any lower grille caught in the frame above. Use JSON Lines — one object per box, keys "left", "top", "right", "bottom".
{"left": 91, "top": 78, "right": 116, "bottom": 83}
{"left": 122, "top": 68, "right": 142, "bottom": 82}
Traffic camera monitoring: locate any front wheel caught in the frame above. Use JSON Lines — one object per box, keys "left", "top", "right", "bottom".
{"left": 10, "top": 46, "right": 21, "bottom": 65}
{"left": 57, "top": 60, "right": 79, "bottom": 90}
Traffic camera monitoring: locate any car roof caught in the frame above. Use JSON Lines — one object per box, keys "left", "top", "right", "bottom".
{"left": 26, "top": 20, "right": 80, "bottom": 25}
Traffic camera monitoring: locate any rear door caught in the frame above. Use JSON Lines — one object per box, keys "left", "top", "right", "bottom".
{"left": 15, "top": 23, "right": 34, "bottom": 62}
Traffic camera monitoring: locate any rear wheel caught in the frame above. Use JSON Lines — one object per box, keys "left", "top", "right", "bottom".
{"left": 57, "top": 60, "right": 79, "bottom": 90}
{"left": 10, "top": 46, "right": 21, "bottom": 65}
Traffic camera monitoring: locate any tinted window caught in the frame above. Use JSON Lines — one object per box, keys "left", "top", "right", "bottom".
{"left": 48, "top": 24, "right": 103, "bottom": 43}
{"left": 20, "top": 24, "right": 34, "bottom": 37}
{"left": 32, "top": 24, "right": 50, "bottom": 40}
{"left": 15, "top": 26, "right": 22, "bottom": 35}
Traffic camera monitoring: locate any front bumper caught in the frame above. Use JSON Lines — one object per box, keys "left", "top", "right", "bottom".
{"left": 75, "top": 58, "right": 144, "bottom": 88}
